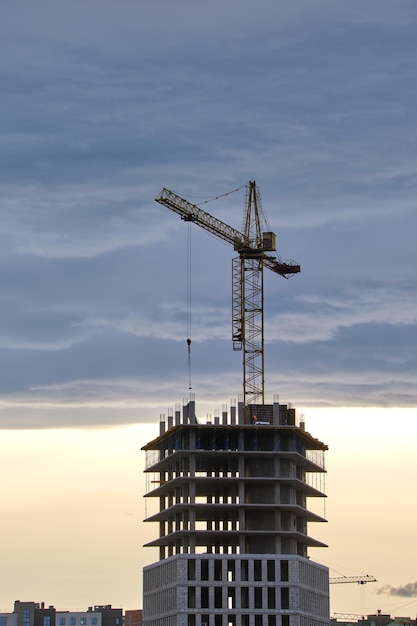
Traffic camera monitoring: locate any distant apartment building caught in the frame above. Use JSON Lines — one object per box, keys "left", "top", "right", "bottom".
{"left": 125, "top": 610, "right": 143, "bottom": 626}
{"left": 0, "top": 604, "right": 122, "bottom": 626}
{"left": 0, "top": 612, "right": 18, "bottom": 626}
{"left": 2, "top": 602, "right": 56, "bottom": 626}
{"left": 56, "top": 607, "right": 121, "bottom": 626}
{"left": 56, "top": 611, "right": 100, "bottom": 626}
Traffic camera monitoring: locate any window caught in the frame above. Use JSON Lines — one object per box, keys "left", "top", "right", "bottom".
{"left": 188, "top": 588, "right": 195, "bottom": 609}
{"left": 241, "top": 587, "right": 249, "bottom": 609}
{"left": 201, "top": 587, "right": 209, "bottom": 609}
{"left": 254, "top": 560, "right": 262, "bottom": 581}
{"left": 59, "top": 619, "right": 66, "bottom": 625}
{"left": 201, "top": 559, "right": 209, "bottom": 581}
{"left": 281, "top": 588, "right": 289, "bottom": 610}
{"left": 44, "top": 617, "right": 51, "bottom": 626}
{"left": 0, "top": 617, "right": 7, "bottom": 626}
{"left": 280, "top": 560, "right": 289, "bottom": 582}
{"left": 80, "top": 619, "right": 86, "bottom": 626}
{"left": 241, "top": 560, "right": 248, "bottom": 581}
{"left": 70, "top": 618, "right": 76, "bottom": 625}
{"left": 214, "top": 588, "right": 222, "bottom": 609}
{"left": 255, "top": 588, "right": 262, "bottom": 609}
{"left": 91, "top": 620, "right": 97, "bottom": 626}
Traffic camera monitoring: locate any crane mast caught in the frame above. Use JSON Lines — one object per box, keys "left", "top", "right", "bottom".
{"left": 155, "top": 181, "right": 300, "bottom": 405}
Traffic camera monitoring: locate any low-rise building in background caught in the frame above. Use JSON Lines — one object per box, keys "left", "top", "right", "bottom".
{"left": 0, "top": 603, "right": 123, "bottom": 626}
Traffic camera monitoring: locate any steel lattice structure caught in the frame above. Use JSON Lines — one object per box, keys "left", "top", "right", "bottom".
{"left": 156, "top": 181, "right": 300, "bottom": 405}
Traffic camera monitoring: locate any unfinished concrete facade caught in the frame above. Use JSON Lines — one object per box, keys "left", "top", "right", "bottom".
{"left": 142, "top": 400, "right": 329, "bottom": 626}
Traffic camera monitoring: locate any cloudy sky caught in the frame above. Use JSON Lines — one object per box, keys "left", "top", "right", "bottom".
{"left": 1, "top": 0, "right": 416, "bottom": 618}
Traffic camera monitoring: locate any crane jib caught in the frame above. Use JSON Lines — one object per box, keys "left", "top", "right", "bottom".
{"left": 156, "top": 188, "right": 248, "bottom": 248}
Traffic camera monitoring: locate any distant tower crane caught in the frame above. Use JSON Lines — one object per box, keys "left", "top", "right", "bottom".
{"left": 330, "top": 575, "right": 377, "bottom": 585}
{"left": 330, "top": 575, "right": 377, "bottom": 619}
{"left": 155, "top": 181, "right": 300, "bottom": 406}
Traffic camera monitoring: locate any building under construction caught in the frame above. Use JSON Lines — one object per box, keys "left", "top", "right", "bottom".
{"left": 142, "top": 399, "right": 329, "bottom": 626}
{"left": 142, "top": 183, "right": 329, "bottom": 626}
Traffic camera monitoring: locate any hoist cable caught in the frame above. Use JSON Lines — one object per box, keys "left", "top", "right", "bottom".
{"left": 187, "top": 220, "right": 192, "bottom": 390}
{"left": 180, "top": 183, "right": 247, "bottom": 393}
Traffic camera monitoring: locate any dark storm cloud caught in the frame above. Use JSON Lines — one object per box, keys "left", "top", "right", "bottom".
{"left": 1, "top": 0, "right": 417, "bottom": 426}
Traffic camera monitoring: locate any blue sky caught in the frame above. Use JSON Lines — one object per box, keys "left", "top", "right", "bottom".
{"left": 1, "top": 0, "right": 417, "bottom": 614}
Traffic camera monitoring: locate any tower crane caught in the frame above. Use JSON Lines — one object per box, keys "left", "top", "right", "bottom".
{"left": 155, "top": 181, "right": 300, "bottom": 406}
{"left": 330, "top": 575, "right": 377, "bottom": 585}
{"left": 330, "top": 575, "right": 377, "bottom": 619}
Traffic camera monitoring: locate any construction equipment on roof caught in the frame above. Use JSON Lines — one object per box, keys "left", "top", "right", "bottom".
{"left": 155, "top": 181, "right": 300, "bottom": 406}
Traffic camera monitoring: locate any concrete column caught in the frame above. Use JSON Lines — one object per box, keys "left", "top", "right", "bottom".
{"left": 231, "top": 405, "right": 236, "bottom": 425}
